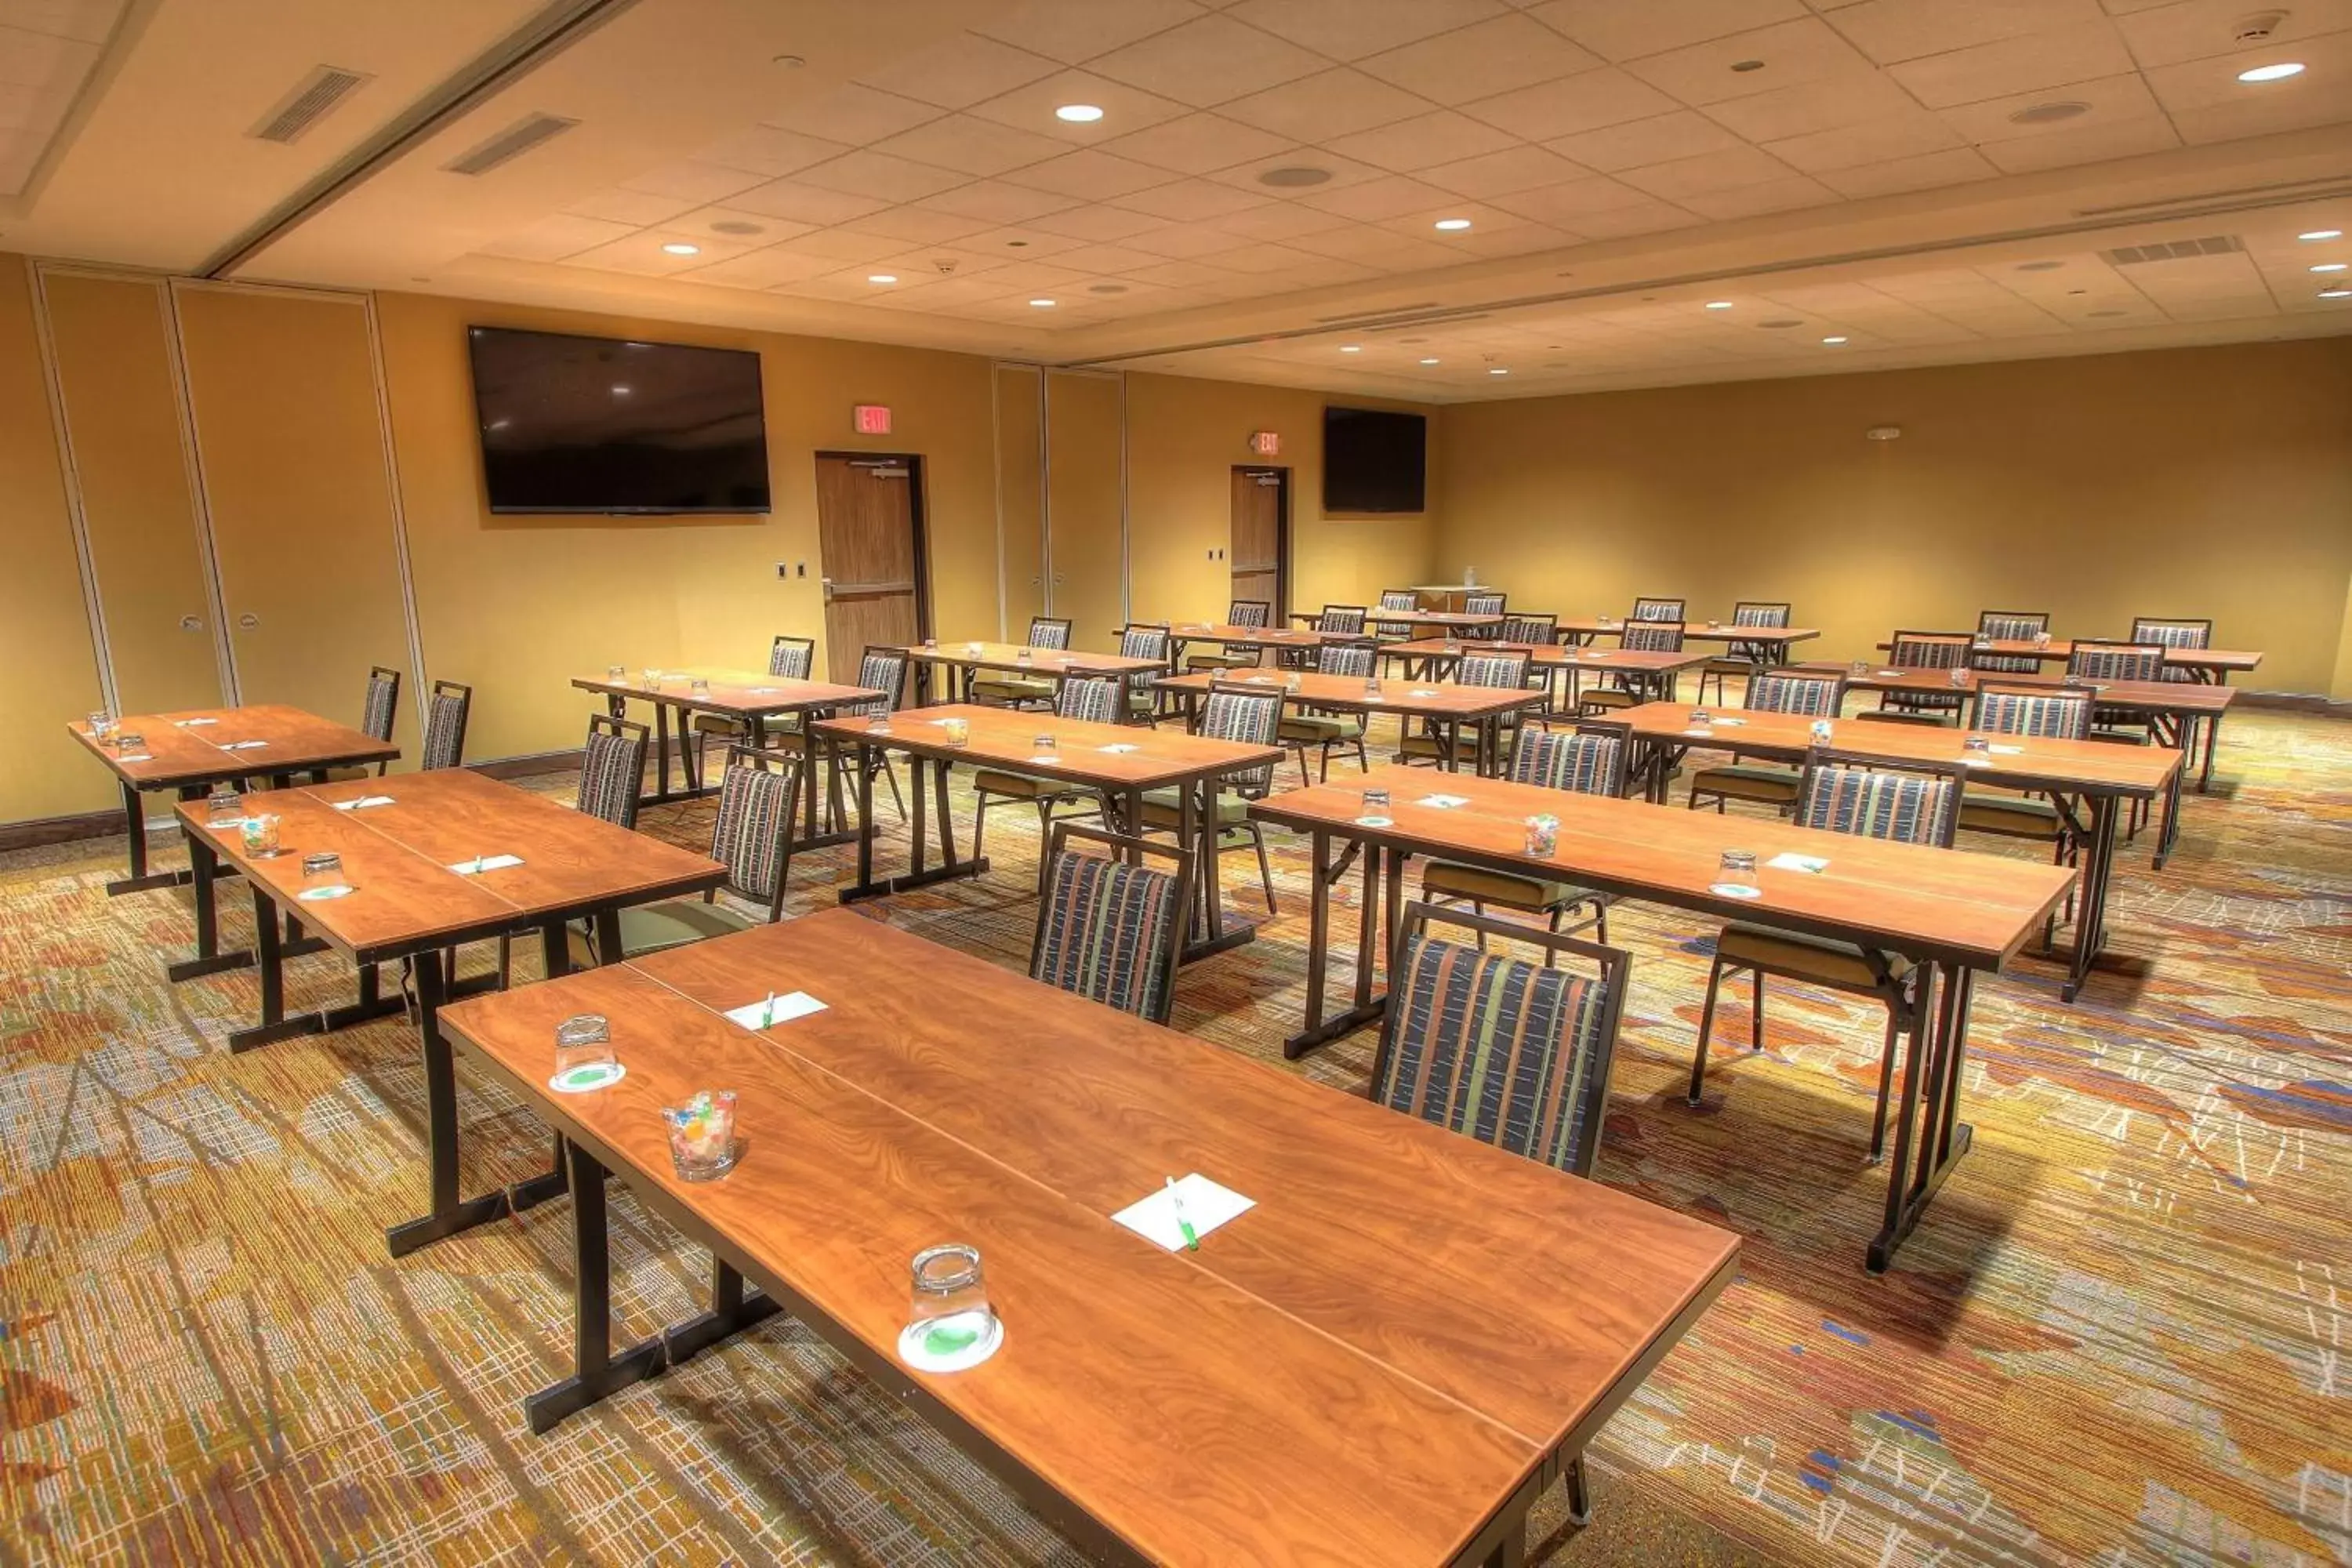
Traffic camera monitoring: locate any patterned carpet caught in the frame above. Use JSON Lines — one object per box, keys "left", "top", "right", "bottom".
{"left": 2, "top": 705, "right": 2347, "bottom": 1567}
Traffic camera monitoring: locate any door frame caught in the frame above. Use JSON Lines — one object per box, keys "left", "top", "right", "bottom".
{"left": 1232, "top": 464, "right": 1290, "bottom": 622}
{"left": 814, "top": 449, "right": 935, "bottom": 655}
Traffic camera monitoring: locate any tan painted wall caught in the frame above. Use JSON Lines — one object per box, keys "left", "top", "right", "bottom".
{"left": 0, "top": 256, "right": 110, "bottom": 821}
{"left": 1436, "top": 339, "right": 2352, "bottom": 697}
{"left": 1126, "top": 372, "right": 1439, "bottom": 626}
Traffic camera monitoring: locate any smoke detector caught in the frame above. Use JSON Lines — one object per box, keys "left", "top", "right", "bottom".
{"left": 2234, "top": 10, "right": 2288, "bottom": 42}
{"left": 934, "top": 258, "right": 958, "bottom": 275}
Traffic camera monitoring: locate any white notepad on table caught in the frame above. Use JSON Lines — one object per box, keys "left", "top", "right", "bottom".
{"left": 725, "top": 991, "right": 827, "bottom": 1030}
{"left": 448, "top": 854, "right": 524, "bottom": 874}
{"left": 1112, "top": 1174, "right": 1254, "bottom": 1252}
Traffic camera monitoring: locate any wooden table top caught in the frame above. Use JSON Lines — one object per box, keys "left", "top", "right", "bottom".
{"left": 1253, "top": 764, "right": 2074, "bottom": 971}
{"left": 1558, "top": 619, "right": 1822, "bottom": 645}
{"left": 1614, "top": 701, "right": 2183, "bottom": 797}
{"left": 437, "top": 909, "right": 1739, "bottom": 1565}
{"left": 174, "top": 769, "right": 724, "bottom": 963}
{"left": 900, "top": 641, "right": 1167, "bottom": 677}
{"left": 572, "top": 668, "right": 884, "bottom": 715}
{"left": 69, "top": 704, "right": 398, "bottom": 789}
{"left": 1388, "top": 639, "right": 1715, "bottom": 674}
{"left": 1802, "top": 663, "right": 2236, "bottom": 716}
{"left": 1871, "top": 638, "right": 2262, "bottom": 673}
{"left": 809, "top": 702, "right": 1284, "bottom": 793}
{"left": 1293, "top": 608, "right": 1504, "bottom": 630}
{"left": 1157, "top": 669, "right": 1548, "bottom": 720}
{"left": 1166, "top": 622, "right": 1332, "bottom": 648}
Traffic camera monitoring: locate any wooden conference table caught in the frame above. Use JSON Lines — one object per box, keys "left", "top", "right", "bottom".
{"left": 67, "top": 703, "right": 397, "bottom": 902}
{"left": 1293, "top": 608, "right": 1504, "bottom": 635}
{"left": 1252, "top": 764, "right": 2072, "bottom": 1272}
{"left": 1559, "top": 619, "right": 1822, "bottom": 655}
{"left": 1156, "top": 667, "right": 1544, "bottom": 776}
{"left": 173, "top": 768, "right": 723, "bottom": 1255}
{"left": 1613, "top": 701, "right": 2181, "bottom": 1003}
{"left": 1167, "top": 622, "right": 1341, "bottom": 662}
{"left": 900, "top": 640, "right": 1167, "bottom": 706}
{"left": 572, "top": 667, "right": 882, "bottom": 823}
{"left": 437, "top": 909, "right": 1740, "bottom": 1566}
{"left": 809, "top": 703, "right": 1284, "bottom": 960}
{"left": 1385, "top": 638, "right": 1715, "bottom": 715}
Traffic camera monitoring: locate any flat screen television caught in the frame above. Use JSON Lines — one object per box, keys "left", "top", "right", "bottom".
{"left": 467, "top": 326, "right": 771, "bottom": 514}
{"left": 1323, "top": 405, "right": 1426, "bottom": 514}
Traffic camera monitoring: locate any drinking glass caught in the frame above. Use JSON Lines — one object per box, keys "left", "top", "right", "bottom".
{"left": 552, "top": 1014, "right": 620, "bottom": 1092}
{"left": 114, "top": 731, "right": 145, "bottom": 757}
{"left": 88, "top": 710, "right": 116, "bottom": 742}
{"left": 1690, "top": 708, "right": 1712, "bottom": 728}
{"left": 907, "top": 1243, "right": 995, "bottom": 1360}
{"left": 1363, "top": 677, "right": 1382, "bottom": 699}
{"left": 1948, "top": 665, "right": 1970, "bottom": 688}
{"left": 1015, "top": 648, "right": 1033, "bottom": 665}
{"left": 1359, "top": 786, "right": 1391, "bottom": 825}
{"left": 688, "top": 677, "right": 710, "bottom": 697}
{"left": 942, "top": 717, "right": 970, "bottom": 747}
{"left": 206, "top": 788, "right": 245, "bottom": 826}
{"left": 1033, "top": 733, "right": 1057, "bottom": 760}
{"left": 2033, "top": 630, "right": 2053, "bottom": 648}
{"left": 1850, "top": 659, "right": 1868, "bottom": 676}
{"left": 1524, "top": 814, "right": 1559, "bottom": 856}
{"left": 1713, "top": 849, "right": 1759, "bottom": 899}
{"left": 1809, "top": 718, "right": 1835, "bottom": 744}
{"left": 241, "top": 812, "right": 281, "bottom": 858}
{"left": 606, "top": 664, "right": 626, "bottom": 682}
{"left": 1706, "top": 619, "right": 1722, "bottom": 630}
{"left": 866, "top": 714, "right": 893, "bottom": 736}
{"left": 298, "top": 851, "right": 354, "bottom": 902}
{"left": 642, "top": 667, "right": 663, "bottom": 688}
{"left": 1972, "top": 632, "right": 1992, "bottom": 649}
{"left": 1963, "top": 734, "right": 1991, "bottom": 762}
{"left": 665, "top": 1091, "right": 739, "bottom": 1181}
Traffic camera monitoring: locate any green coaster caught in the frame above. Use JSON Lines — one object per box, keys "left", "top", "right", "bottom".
{"left": 549, "top": 1061, "right": 626, "bottom": 1094}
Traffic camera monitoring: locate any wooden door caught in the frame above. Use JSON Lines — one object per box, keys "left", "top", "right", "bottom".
{"left": 1231, "top": 466, "right": 1285, "bottom": 619}
{"left": 815, "top": 452, "right": 926, "bottom": 686}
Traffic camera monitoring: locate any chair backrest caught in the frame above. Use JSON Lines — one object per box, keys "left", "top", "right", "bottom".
{"left": 768, "top": 636, "right": 815, "bottom": 680}
{"left": 1463, "top": 591, "right": 1506, "bottom": 617}
{"left": 1370, "top": 902, "right": 1628, "bottom": 1178}
{"left": 1794, "top": 749, "right": 1963, "bottom": 848}
{"left": 1119, "top": 623, "right": 1171, "bottom": 693}
{"left": 1744, "top": 669, "right": 1843, "bottom": 717}
{"left": 576, "top": 713, "right": 647, "bottom": 829}
{"left": 1972, "top": 682, "right": 2092, "bottom": 740}
{"left": 1499, "top": 613, "right": 1556, "bottom": 645}
{"left": 1509, "top": 721, "right": 1628, "bottom": 796}
{"left": 708, "top": 746, "right": 803, "bottom": 920}
{"left": 1227, "top": 600, "right": 1270, "bottom": 629}
{"left": 2129, "top": 617, "right": 2209, "bottom": 682}
{"left": 421, "top": 680, "right": 471, "bottom": 771}
{"left": 1727, "top": 601, "right": 1790, "bottom": 664}
{"left": 1317, "top": 604, "right": 1367, "bottom": 634}
{"left": 2067, "top": 638, "right": 2165, "bottom": 684}
{"left": 1632, "top": 597, "right": 1684, "bottom": 622}
{"left": 1027, "top": 616, "right": 1073, "bottom": 650}
{"left": 360, "top": 666, "right": 401, "bottom": 743}
{"left": 1378, "top": 589, "right": 1418, "bottom": 611}
{"left": 1888, "top": 630, "right": 1973, "bottom": 670}
{"left": 1316, "top": 639, "right": 1377, "bottom": 680}
{"left": 1196, "top": 684, "right": 1282, "bottom": 793}
{"left": 1030, "top": 823, "right": 1192, "bottom": 1025}
{"left": 848, "top": 645, "right": 909, "bottom": 715}
{"left": 1620, "top": 620, "right": 1684, "bottom": 653}
{"left": 1055, "top": 675, "right": 1121, "bottom": 724}
{"left": 1971, "top": 609, "right": 2048, "bottom": 673}
{"left": 1455, "top": 650, "right": 1530, "bottom": 688}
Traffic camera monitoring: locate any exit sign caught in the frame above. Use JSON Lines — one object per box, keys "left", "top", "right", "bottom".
{"left": 853, "top": 404, "right": 893, "bottom": 435}
{"left": 1250, "top": 430, "right": 1280, "bottom": 456}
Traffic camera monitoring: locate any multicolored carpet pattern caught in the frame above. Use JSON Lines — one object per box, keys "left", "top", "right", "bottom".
{"left": 2, "top": 706, "right": 2347, "bottom": 1566}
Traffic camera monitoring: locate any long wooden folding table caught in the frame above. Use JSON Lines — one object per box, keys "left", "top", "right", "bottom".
{"left": 1294, "top": 607, "right": 1504, "bottom": 636}
{"left": 898, "top": 641, "right": 1167, "bottom": 706}
{"left": 173, "top": 768, "right": 724, "bottom": 1256}
{"left": 1557, "top": 619, "right": 1821, "bottom": 657}
{"left": 1165, "top": 621, "right": 1341, "bottom": 666}
{"left": 808, "top": 703, "right": 1285, "bottom": 960}
{"left": 1381, "top": 639, "right": 1715, "bottom": 716}
{"left": 1251, "top": 764, "right": 2072, "bottom": 1272}
{"left": 571, "top": 667, "right": 882, "bottom": 828}
{"left": 435, "top": 909, "right": 1740, "bottom": 1565}
{"left": 1155, "top": 668, "right": 1544, "bottom": 776}
{"left": 1613, "top": 700, "right": 2183, "bottom": 1004}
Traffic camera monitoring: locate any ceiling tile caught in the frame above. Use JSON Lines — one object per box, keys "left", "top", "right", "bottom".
{"left": 1299, "top": 172, "right": 1460, "bottom": 219}
{"left": 1088, "top": 13, "right": 1327, "bottom": 104}
{"left": 1529, "top": 0, "right": 1809, "bottom": 60}
{"left": 679, "top": 247, "right": 842, "bottom": 290}
{"left": 620, "top": 161, "right": 768, "bottom": 204}
{"left": 866, "top": 245, "right": 1017, "bottom": 278}
{"left": 1025, "top": 203, "right": 1176, "bottom": 240}
{"left": 1760, "top": 107, "right": 1962, "bottom": 170}
{"left": 964, "top": 69, "right": 1192, "bottom": 142}
{"left": 1376, "top": 201, "right": 1540, "bottom": 241}
{"left": 1623, "top": 16, "right": 1878, "bottom": 104}
{"left": 1417, "top": 143, "right": 1591, "bottom": 197}
{"left": 909, "top": 180, "right": 1082, "bottom": 223}
{"left": 1281, "top": 223, "right": 1462, "bottom": 267}
{"left": 1221, "top": 67, "right": 1430, "bottom": 138}
{"left": 1045, "top": 243, "right": 1169, "bottom": 272}
{"left": 2168, "top": 82, "right": 2352, "bottom": 143}
{"left": 0, "top": 2, "right": 119, "bottom": 44}
{"left": 1824, "top": 0, "right": 2107, "bottom": 63}
{"left": 1098, "top": 111, "right": 1295, "bottom": 172}
{"left": 1970, "top": 112, "right": 2180, "bottom": 171}
{"left": 1323, "top": 108, "right": 1519, "bottom": 170}
{"left": 1438, "top": 220, "right": 1583, "bottom": 256}
{"left": 564, "top": 187, "right": 700, "bottom": 227}
{"left": 1457, "top": 66, "right": 1682, "bottom": 139}
{"left": 562, "top": 228, "right": 761, "bottom": 277}
{"left": 1228, "top": 0, "right": 1509, "bottom": 60}
{"left": 2141, "top": 30, "right": 2352, "bottom": 114}
{"left": 1110, "top": 176, "right": 1272, "bottom": 219}
{"left": 1200, "top": 148, "right": 1393, "bottom": 196}
{"left": 872, "top": 114, "right": 1068, "bottom": 177}
{"left": 793, "top": 150, "right": 971, "bottom": 203}
{"left": 697, "top": 126, "right": 856, "bottom": 179}
{"left": 864, "top": 275, "right": 1009, "bottom": 309}
{"left": 1543, "top": 108, "right": 1748, "bottom": 170}
{"left": 1489, "top": 173, "right": 1661, "bottom": 221}
{"left": 1206, "top": 241, "right": 1324, "bottom": 272}
{"left": 1700, "top": 67, "right": 1919, "bottom": 139}
{"left": 1120, "top": 222, "right": 1256, "bottom": 256}
{"left": 1358, "top": 13, "right": 1602, "bottom": 102}
{"left": 972, "top": 0, "right": 1209, "bottom": 63}
{"left": 1001, "top": 147, "right": 1178, "bottom": 199}
{"left": 1127, "top": 256, "right": 1247, "bottom": 287}
{"left": 1801, "top": 143, "right": 1994, "bottom": 196}
{"left": 764, "top": 83, "right": 944, "bottom": 143}
{"left": 1614, "top": 142, "right": 1801, "bottom": 197}
{"left": 726, "top": 179, "right": 896, "bottom": 226}
{"left": 956, "top": 225, "right": 1088, "bottom": 259}
{"left": 770, "top": 228, "right": 909, "bottom": 263}
{"left": 1210, "top": 199, "right": 1359, "bottom": 238}
{"left": 851, "top": 205, "right": 1002, "bottom": 243}
{"left": 1887, "top": 18, "right": 2136, "bottom": 107}
{"left": 1673, "top": 172, "right": 1838, "bottom": 217}
{"left": 853, "top": 32, "right": 1064, "bottom": 109}
{"left": 477, "top": 214, "right": 638, "bottom": 263}
{"left": 2115, "top": 0, "right": 2352, "bottom": 69}
{"left": 668, "top": 206, "right": 818, "bottom": 245}
{"left": 1935, "top": 71, "right": 2161, "bottom": 141}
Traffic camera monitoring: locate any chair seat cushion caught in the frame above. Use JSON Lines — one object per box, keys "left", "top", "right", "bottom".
{"left": 1689, "top": 763, "right": 1800, "bottom": 804}
{"left": 1958, "top": 795, "right": 2062, "bottom": 836}
{"left": 691, "top": 712, "right": 800, "bottom": 736}
{"left": 1398, "top": 730, "right": 1481, "bottom": 757}
{"left": 1717, "top": 924, "right": 1912, "bottom": 991}
{"left": 1138, "top": 787, "right": 1248, "bottom": 827}
{"left": 1858, "top": 710, "right": 1951, "bottom": 728}
{"left": 1578, "top": 688, "right": 1637, "bottom": 710}
{"left": 973, "top": 674, "right": 1055, "bottom": 700}
{"left": 321, "top": 764, "right": 376, "bottom": 784}
{"left": 1421, "top": 858, "right": 1593, "bottom": 910}
{"left": 567, "top": 898, "right": 756, "bottom": 967}
{"left": 1280, "top": 713, "right": 1363, "bottom": 742}
{"left": 1185, "top": 651, "right": 1257, "bottom": 670}
{"left": 973, "top": 768, "right": 1087, "bottom": 800}
{"left": 1701, "top": 656, "right": 1759, "bottom": 675}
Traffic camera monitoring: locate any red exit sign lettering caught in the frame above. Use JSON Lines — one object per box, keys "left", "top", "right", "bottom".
{"left": 853, "top": 404, "right": 893, "bottom": 435}
{"left": 1249, "top": 430, "right": 1279, "bottom": 456}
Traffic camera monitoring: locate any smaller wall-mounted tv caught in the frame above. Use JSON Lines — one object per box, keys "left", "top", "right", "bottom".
{"left": 468, "top": 325, "right": 771, "bottom": 514}
{"left": 1323, "top": 405, "right": 1427, "bottom": 514}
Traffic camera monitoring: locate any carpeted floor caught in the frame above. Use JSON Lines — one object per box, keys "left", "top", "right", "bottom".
{"left": 2, "top": 705, "right": 2347, "bottom": 1566}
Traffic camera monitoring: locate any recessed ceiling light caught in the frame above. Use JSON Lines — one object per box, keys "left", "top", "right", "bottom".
{"left": 661, "top": 242, "right": 700, "bottom": 255}
{"left": 868, "top": 273, "right": 897, "bottom": 284}
{"left": 2237, "top": 61, "right": 2305, "bottom": 81}
{"left": 2298, "top": 228, "right": 2343, "bottom": 241}
{"left": 1258, "top": 165, "right": 1331, "bottom": 187}
{"left": 2313, "top": 262, "right": 2348, "bottom": 272}
{"left": 1730, "top": 59, "right": 1765, "bottom": 72}
{"left": 1055, "top": 103, "right": 1104, "bottom": 122}
{"left": 1419, "top": 357, "right": 1440, "bottom": 365}
{"left": 1704, "top": 299, "right": 1733, "bottom": 310}
{"left": 612, "top": 385, "right": 632, "bottom": 396}
{"left": 2008, "top": 100, "right": 2089, "bottom": 124}
{"left": 2320, "top": 287, "right": 2352, "bottom": 298}
{"left": 772, "top": 53, "right": 804, "bottom": 67}
{"left": 1433, "top": 217, "right": 1472, "bottom": 230}
{"left": 1489, "top": 367, "right": 1509, "bottom": 376}
{"left": 1029, "top": 298, "right": 1056, "bottom": 307}
{"left": 1822, "top": 336, "right": 1848, "bottom": 344}
{"left": 1340, "top": 344, "right": 1362, "bottom": 352}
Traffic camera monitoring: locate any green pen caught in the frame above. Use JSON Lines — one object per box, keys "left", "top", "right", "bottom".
{"left": 761, "top": 992, "right": 776, "bottom": 1028}
{"left": 1166, "top": 1176, "right": 1199, "bottom": 1251}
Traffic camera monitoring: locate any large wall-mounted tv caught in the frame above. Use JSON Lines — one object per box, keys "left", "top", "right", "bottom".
{"left": 1323, "top": 405, "right": 1426, "bottom": 514}
{"left": 467, "top": 326, "right": 771, "bottom": 514}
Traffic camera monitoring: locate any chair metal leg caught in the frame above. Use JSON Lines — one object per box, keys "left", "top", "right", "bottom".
{"left": 1247, "top": 822, "right": 1276, "bottom": 914}
{"left": 971, "top": 792, "right": 994, "bottom": 858}
{"left": 1690, "top": 960, "right": 1725, "bottom": 1104}
{"left": 877, "top": 755, "right": 906, "bottom": 821}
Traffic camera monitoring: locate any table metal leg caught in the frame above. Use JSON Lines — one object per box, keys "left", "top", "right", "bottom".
{"left": 503, "top": 921, "right": 576, "bottom": 1217}
{"left": 2051, "top": 795, "right": 2122, "bottom": 1003}
{"left": 663, "top": 1258, "right": 781, "bottom": 1368}
{"left": 837, "top": 746, "right": 989, "bottom": 902}
{"left": 168, "top": 832, "right": 255, "bottom": 981}
{"left": 522, "top": 1138, "right": 666, "bottom": 1433}
{"left": 384, "top": 948, "right": 523, "bottom": 1257}
{"left": 1284, "top": 836, "right": 1387, "bottom": 1058}
{"left": 106, "top": 781, "right": 194, "bottom": 896}
{"left": 1867, "top": 963, "right": 1976, "bottom": 1273}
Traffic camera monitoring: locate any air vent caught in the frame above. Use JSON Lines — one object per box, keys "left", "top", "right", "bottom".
{"left": 250, "top": 66, "right": 372, "bottom": 144}
{"left": 2102, "top": 234, "right": 2245, "bottom": 265}
{"left": 442, "top": 113, "right": 579, "bottom": 176}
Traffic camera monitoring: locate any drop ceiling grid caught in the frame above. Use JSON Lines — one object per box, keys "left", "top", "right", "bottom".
{"left": 0, "top": 0, "right": 129, "bottom": 196}
{"left": 474, "top": 0, "right": 2352, "bottom": 329}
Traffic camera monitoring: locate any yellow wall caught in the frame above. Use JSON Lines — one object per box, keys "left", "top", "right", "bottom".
{"left": 1437, "top": 339, "right": 2352, "bottom": 696}
{"left": 1125, "top": 372, "right": 1439, "bottom": 625}
{"left": 0, "top": 256, "right": 109, "bottom": 821}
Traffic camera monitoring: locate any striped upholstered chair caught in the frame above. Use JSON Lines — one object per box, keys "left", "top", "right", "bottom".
{"left": 2129, "top": 616, "right": 2211, "bottom": 682}
{"left": 1499, "top": 612, "right": 1556, "bottom": 646}
{"left": 1871, "top": 630, "right": 1973, "bottom": 723}
{"left": 1369, "top": 900, "right": 1628, "bottom": 1526}
{"left": 1462, "top": 590, "right": 1507, "bottom": 639}
{"left": 323, "top": 666, "right": 402, "bottom": 782}
{"left": 1973, "top": 610, "right": 2049, "bottom": 675}
{"left": 1687, "top": 667, "right": 1846, "bottom": 815}
{"left": 1118, "top": 622, "right": 1173, "bottom": 723}
{"left": 973, "top": 616, "right": 1072, "bottom": 708}
{"left": 420, "top": 680, "right": 472, "bottom": 771}
{"left": 1697, "top": 601, "right": 1791, "bottom": 704}
{"left": 1137, "top": 683, "right": 1281, "bottom": 912}
{"left": 1420, "top": 721, "right": 1628, "bottom": 950}
{"left": 1316, "top": 604, "right": 1367, "bottom": 635}
{"left": 1371, "top": 588, "right": 1420, "bottom": 641}
{"left": 1632, "top": 596, "right": 1685, "bottom": 622}
{"left": 694, "top": 634, "right": 818, "bottom": 764}
{"left": 569, "top": 746, "right": 801, "bottom": 967}
{"left": 1689, "top": 750, "right": 1964, "bottom": 1163}
{"left": 1029, "top": 822, "right": 1192, "bottom": 1025}
{"left": 575, "top": 713, "right": 648, "bottom": 830}
{"left": 971, "top": 676, "right": 1120, "bottom": 862}
{"left": 1579, "top": 620, "right": 1683, "bottom": 713}
{"left": 1962, "top": 682, "right": 2092, "bottom": 939}
{"left": 1185, "top": 600, "right": 1270, "bottom": 672}
{"left": 1401, "top": 649, "right": 1530, "bottom": 766}
{"left": 777, "top": 645, "right": 908, "bottom": 822}
{"left": 1281, "top": 639, "right": 1372, "bottom": 784}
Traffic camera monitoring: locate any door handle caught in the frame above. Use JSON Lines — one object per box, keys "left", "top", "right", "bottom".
{"left": 180, "top": 615, "right": 204, "bottom": 632}
{"left": 238, "top": 612, "right": 259, "bottom": 630}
